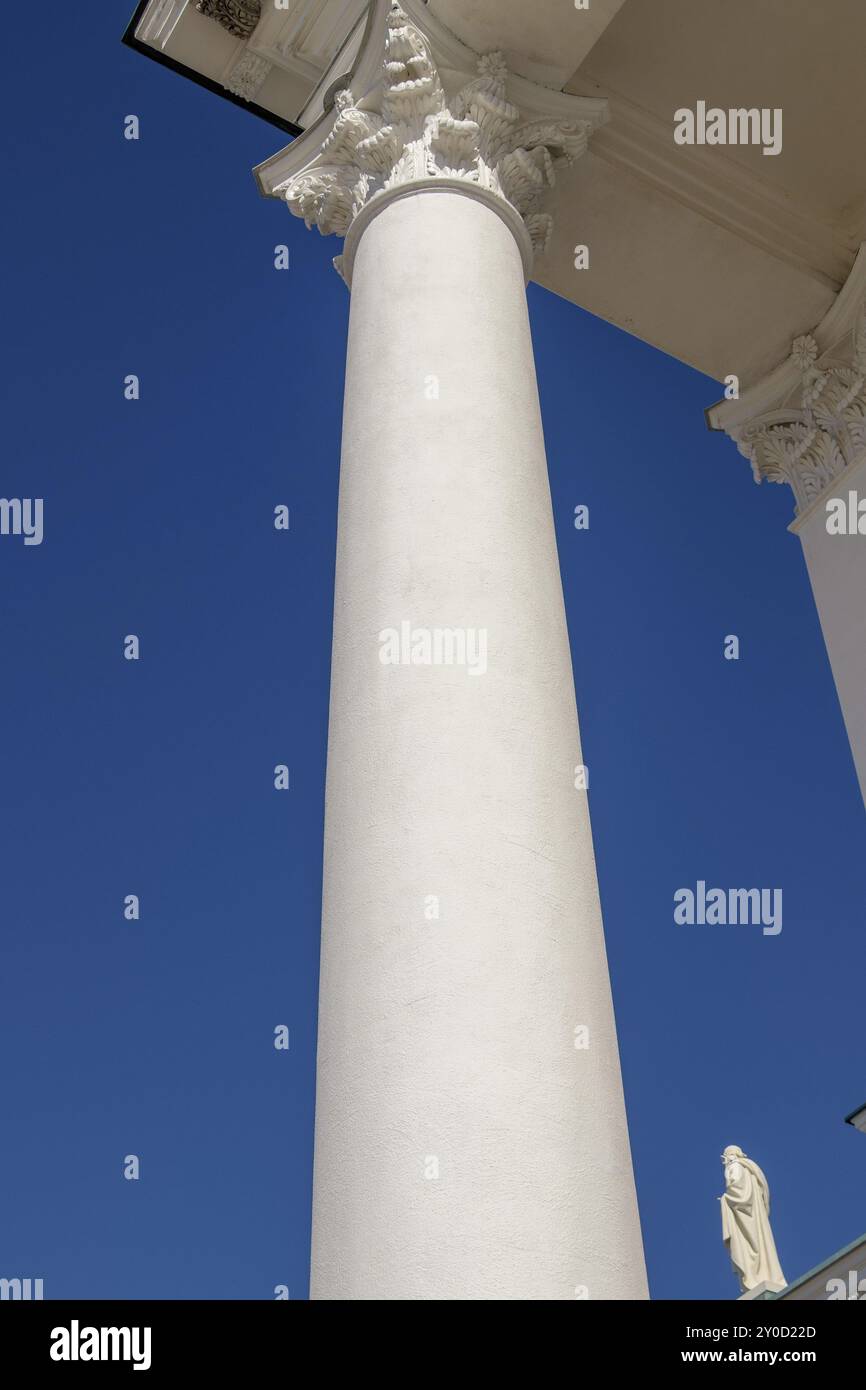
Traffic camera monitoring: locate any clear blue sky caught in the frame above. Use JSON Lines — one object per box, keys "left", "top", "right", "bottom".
{"left": 1, "top": 2, "right": 863, "bottom": 1301}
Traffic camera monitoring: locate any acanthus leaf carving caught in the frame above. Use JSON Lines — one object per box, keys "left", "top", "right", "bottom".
{"left": 729, "top": 301, "right": 866, "bottom": 517}
{"left": 742, "top": 417, "right": 847, "bottom": 513}
{"left": 274, "top": 4, "right": 593, "bottom": 272}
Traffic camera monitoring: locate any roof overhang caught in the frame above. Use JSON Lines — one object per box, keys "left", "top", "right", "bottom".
{"left": 123, "top": 0, "right": 866, "bottom": 388}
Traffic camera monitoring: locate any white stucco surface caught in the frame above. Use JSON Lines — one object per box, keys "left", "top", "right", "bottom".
{"left": 796, "top": 456, "right": 866, "bottom": 808}
{"left": 429, "top": 0, "right": 628, "bottom": 85}
{"left": 310, "top": 186, "right": 648, "bottom": 1300}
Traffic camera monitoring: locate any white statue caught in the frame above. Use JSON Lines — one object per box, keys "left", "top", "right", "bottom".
{"left": 720, "top": 1145, "right": 787, "bottom": 1293}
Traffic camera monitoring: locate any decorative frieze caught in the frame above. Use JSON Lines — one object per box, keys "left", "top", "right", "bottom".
{"left": 196, "top": 0, "right": 261, "bottom": 41}
{"left": 225, "top": 49, "right": 272, "bottom": 101}
{"left": 274, "top": 4, "right": 593, "bottom": 267}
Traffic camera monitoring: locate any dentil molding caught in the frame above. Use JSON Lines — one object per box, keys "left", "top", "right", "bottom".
{"left": 708, "top": 245, "right": 866, "bottom": 524}
{"left": 255, "top": 0, "right": 607, "bottom": 279}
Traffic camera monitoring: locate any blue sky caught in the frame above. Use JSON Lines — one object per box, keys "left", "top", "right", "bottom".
{"left": 0, "top": 2, "right": 863, "bottom": 1301}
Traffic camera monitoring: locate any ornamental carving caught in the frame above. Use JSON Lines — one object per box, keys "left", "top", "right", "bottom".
{"left": 733, "top": 303, "right": 866, "bottom": 515}
{"left": 275, "top": 5, "right": 591, "bottom": 265}
{"left": 226, "top": 50, "right": 272, "bottom": 101}
{"left": 196, "top": 0, "right": 261, "bottom": 41}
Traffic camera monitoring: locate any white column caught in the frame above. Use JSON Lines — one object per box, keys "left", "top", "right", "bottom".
{"left": 794, "top": 454, "right": 866, "bottom": 807}
{"left": 260, "top": 2, "right": 647, "bottom": 1300}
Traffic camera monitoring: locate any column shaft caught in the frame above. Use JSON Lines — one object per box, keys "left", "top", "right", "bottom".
{"left": 311, "top": 187, "right": 647, "bottom": 1300}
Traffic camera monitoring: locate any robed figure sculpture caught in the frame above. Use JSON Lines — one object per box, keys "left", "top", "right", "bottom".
{"left": 720, "top": 1145, "right": 787, "bottom": 1293}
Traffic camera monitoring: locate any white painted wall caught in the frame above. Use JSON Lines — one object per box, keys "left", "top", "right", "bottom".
{"left": 429, "top": 0, "right": 628, "bottom": 85}
{"left": 310, "top": 185, "right": 648, "bottom": 1300}
{"left": 796, "top": 456, "right": 866, "bottom": 809}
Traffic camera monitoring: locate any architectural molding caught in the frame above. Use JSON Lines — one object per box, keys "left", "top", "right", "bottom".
{"left": 259, "top": 2, "right": 607, "bottom": 277}
{"left": 579, "top": 81, "right": 856, "bottom": 291}
{"left": 341, "top": 174, "right": 534, "bottom": 285}
{"left": 248, "top": 0, "right": 368, "bottom": 88}
{"left": 708, "top": 246, "right": 866, "bottom": 520}
{"left": 136, "top": 0, "right": 189, "bottom": 49}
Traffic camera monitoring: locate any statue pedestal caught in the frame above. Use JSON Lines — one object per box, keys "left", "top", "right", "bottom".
{"left": 738, "top": 1281, "right": 787, "bottom": 1301}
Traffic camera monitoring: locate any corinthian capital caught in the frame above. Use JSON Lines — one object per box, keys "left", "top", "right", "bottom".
{"left": 255, "top": 0, "right": 607, "bottom": 278}
{"left": 708, "top": 247, "right": 866, "bottom": 521}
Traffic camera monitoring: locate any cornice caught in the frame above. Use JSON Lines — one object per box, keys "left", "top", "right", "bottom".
{"left": 340, "top": 175, "right": 534, "bottom": 286}
{"left": 576, "top": 79, "right": 856, "bottom": 292}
